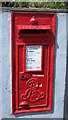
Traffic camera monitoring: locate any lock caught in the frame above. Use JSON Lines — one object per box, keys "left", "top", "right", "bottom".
{"left": 19, "top": 72, "right": 32, "bottom": 80}
{"left": 11, "top": 12, "right": 56, "bottom": 114}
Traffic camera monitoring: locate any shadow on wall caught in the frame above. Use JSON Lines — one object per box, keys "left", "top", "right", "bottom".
{"left": 52, "top": 13, "right": 59, "bottom": 116}
{"left": 64, "top": 14, "right": 68, "bottom": 120}
{"left": 14, "top": 14, "right": 59, "bottom": 118}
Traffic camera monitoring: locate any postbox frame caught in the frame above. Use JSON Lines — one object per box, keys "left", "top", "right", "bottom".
{"left": 11, "top": 11, "right": 56, "bottom": 114}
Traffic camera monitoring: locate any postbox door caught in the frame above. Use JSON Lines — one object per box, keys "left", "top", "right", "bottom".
{"left": 16, "top": 44, "right": 48, "bottom": 109}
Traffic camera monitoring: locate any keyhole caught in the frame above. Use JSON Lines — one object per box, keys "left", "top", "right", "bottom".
{"left": 22, "top": 75, "right": 24, "bottom": 79}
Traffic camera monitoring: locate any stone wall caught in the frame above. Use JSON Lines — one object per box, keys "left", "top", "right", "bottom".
{"left": 0, "top": 10, "right": 67, "bottom": 118}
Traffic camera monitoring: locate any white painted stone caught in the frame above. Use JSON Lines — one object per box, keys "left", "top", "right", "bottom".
{"left": 0, "top": 9, "right": 2, "bottom": 120}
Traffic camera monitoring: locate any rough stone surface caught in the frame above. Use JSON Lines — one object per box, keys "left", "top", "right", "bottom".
{"left": 64, "top": 13, "right": 68, "bottom": 119}
{"left": 0, "top": 9, "right": 2, "bottom": 120}
{"left": 1, "top": 11, "right": 67, "bottom": 118}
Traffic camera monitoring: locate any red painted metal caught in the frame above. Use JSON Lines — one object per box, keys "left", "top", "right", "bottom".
{"left": 11, "top": 12, "right": 56, "bottom": 114}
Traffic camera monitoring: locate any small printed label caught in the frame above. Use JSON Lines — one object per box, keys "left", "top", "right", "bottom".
{"left": 26, "top": 46, "right": 42, "bottom": 71}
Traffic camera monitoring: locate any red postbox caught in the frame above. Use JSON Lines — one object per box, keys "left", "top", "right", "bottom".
{"left": 11, "top": 12, "right": 56, "bottom": 114}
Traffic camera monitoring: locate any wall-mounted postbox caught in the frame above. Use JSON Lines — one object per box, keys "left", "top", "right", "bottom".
{"left": 11, "top": 12, "right": 56, "bottom": 114}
